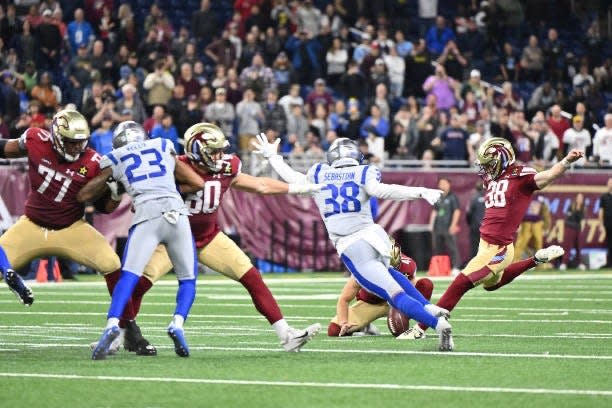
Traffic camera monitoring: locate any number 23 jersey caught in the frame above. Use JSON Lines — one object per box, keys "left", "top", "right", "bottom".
{"left": 22, "top": 127, "right": 102, "bottom": 229}
{"left": 480, "top": 164, "right": 539, "bottom": 245}
{"left": 179, "top": 154, "right": 242, "bottom": 248}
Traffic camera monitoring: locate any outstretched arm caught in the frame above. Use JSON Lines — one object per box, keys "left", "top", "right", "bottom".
{"left": 365, "top": 180, "right": 443, "bottom": 205}
{"left": 77, "top": 167, "right": 114, "bottom": 203}
{"left": 0, "top": 138, "right": 27, "bottom": 158}
{"left": 534, "top": 149, "right": 584, "bottom": 189}
{"left": 174, "top": 158, "right": 205, "bottom": 194}
{"left": 252, "top": 133, "right": 309, "bottom": 184}
{"left": 231, "top": 172, "right": 322, "bottom": 195}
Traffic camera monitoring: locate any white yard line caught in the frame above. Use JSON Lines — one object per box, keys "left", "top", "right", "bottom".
{"left": 0, "top": 372, "right": 610, "bottom": 396}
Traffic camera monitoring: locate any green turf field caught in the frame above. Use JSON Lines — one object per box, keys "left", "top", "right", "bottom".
{"left": 1, "top": 271, "right": 611, "bottom": 408}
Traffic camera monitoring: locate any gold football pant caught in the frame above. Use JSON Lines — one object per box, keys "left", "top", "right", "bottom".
{"left": 462, "top": 238, "right": 515, "bottom": 287}
{"left": 513, "top": 221, "right": 544, "bottom": 261}
{"left": 329, "top": 301, "right": 390, "bottom": 335}
{"left": 0, "top": 216, "right": 120, "bottom": 275}
{"left": 143, "top": 231, "right": 253, "bottom": 283}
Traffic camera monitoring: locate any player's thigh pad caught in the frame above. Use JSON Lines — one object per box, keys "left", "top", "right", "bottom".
{"left": 463, "top": 239, "right": 514, "bottom": 286}
{"left": 162, "top": 215, "right": 197, "bottom": 281}
{"left": 123, "top": 218, "right": 167, "bottom": 276}
{"left": 199, "top": 232, "right": 252, "bottom": 280}
{"left": 342, "top": 240, "right": 403, "bottom": 300}
{"left": 142, "top": 244, "right": 173, "bottom": 283}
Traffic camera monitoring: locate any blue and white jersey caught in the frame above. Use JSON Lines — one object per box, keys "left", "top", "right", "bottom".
{"left": 100, "top": 137, "right": 187, "bottom": 225}
{"left": 307, "top": 163, "right": 389, "bottom": 256}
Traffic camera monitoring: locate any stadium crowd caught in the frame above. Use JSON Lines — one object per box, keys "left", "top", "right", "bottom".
{"left": 0, "top": 0, "right": 611, "bottom": 168}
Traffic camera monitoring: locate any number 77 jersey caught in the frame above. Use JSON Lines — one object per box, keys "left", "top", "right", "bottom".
{"left": 480, "top": 164, "right": 540, "bottom": 246}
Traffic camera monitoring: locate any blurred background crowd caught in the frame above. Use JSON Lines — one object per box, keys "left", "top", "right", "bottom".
{"left": 0, "top": 0, "right": 611, "bottom": 169}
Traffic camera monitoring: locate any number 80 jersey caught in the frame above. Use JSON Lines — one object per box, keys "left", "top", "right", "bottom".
{"left": 307, "top": 163, "right": 380, "bottom": 242}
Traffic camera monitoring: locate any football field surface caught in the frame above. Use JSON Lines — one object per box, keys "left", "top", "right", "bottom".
{"left": 1, "top": 271, "right": 611, "bottom": 408}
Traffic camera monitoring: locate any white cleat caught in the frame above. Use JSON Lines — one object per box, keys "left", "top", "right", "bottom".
{"left": 353, "top": 323, "right": 381, "bottom": 336}
{"left": 535, "top": 245, "right": 565, "bottom": 264}
{"left": 424, "top": 303, "right": 450, "bottom": 319}
{"left": 89, "top": 328, "right": 125, "bottom": 355}
{"left": 281, "top": 323, "right": 321, "bottom": 352}
{"left": 435, "top": 316, "right": 454, "bottom": 352}
{"left": 396, "top": 325, "right": 426, "bottom": 340}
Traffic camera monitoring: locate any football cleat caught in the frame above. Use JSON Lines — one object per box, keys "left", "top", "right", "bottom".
{"left": 424, "top": 304, "right": 450, "bottom": 319}
{"left": 5, "top": 269, "right": 34, "bottom": 306}
{"left": 281, "top": 323, "right": 321, "bottom": 352}
{"left": 396, "top": 325, "right": 426, "bottom": 340}
{"left": 89, "top": 328, "right": 125, "bottom": 355}
{"left": 92, "top": 326, "right": 121, "bottom": 360}
{"left": 361, "top": 323, "right": 381, "bottom": 336}
{"left": 124, "top": 321, "right": 157, "bottom": 356}
{"left": 435, "top": 317, "right": 454, "bottom": 352}
{"left": 535, "top": 245, "right": 565, "bottom": 264}
{"left": 167, "top": 323, "right": 189, "bottom": 357}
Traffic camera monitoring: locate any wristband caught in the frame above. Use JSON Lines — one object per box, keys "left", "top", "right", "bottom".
{"left": 560, "top": 158, "right": 571, "bottom": 169}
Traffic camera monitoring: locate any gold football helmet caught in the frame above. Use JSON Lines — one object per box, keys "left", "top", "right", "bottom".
{"left": 475, "top": 137, "right": 515, "bottom": 181}
{"left": 51, "top": 109, "right": 90, "bottom": 162}
{"left": 184, "top": 122, "right": 230, "bottom": 172}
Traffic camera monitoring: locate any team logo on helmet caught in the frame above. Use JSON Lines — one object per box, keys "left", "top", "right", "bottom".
{"left": 475, "top": 137, "right": 515, "bottom": 181}
{"left": 184, "top": 123, "right": 229, "bottom": 172}
{"left": 51, "top": 109, "right": 90, "bottom": 162}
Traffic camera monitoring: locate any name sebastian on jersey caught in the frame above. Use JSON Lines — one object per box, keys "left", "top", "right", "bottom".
{"left": 323, "top": 172, "right": 355, "bottom": 182}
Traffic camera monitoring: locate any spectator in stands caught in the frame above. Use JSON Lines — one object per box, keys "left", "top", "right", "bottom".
{"left": 0, "top": 4, "right": 21, "bottom": 47}
{"left": 429, "top": 177, "right": 462, "bottom": 276}
{"left": 340, "top": 60, "right": 367, "bottom": 102}
{"left": 116, "top": 83, "right": 146, "bottom": 124}
{"left": 239, "top": 52, "right": 277, "bottom": 101}
{"left": 296, "top": 0, "right": 322, "bottom": 37}
{"left": 30, "top": 72, "right": 57, "bottom": 113}
{"left": 90, "top": 91, "right": 122, "bottom": 127}
{"left": 177, "top": 62, "right": 201, "bottom": 100}
{"left": 191, "top": 0, "right": 217, "bottom": 47}
{"left": 432, "top": 114, "right": 473, "bottom": 162}
{"left": 560, "top": 193, "right": 586, "bottom": 271}
{"left": 166, "top": 84, "right": 189, "bottom": 136}
{"left": 546, "top": 104, "right": 570, "bottom": 151}
{"left": 198, "top": 84, "right": 214, "bottom": 115}
{"left": 327, "top": 99, "right": 348, "bottom": 138}
{"left": 593, "top": 114, "right": 612, "bottom": 166}
{"left": 426, "top": 16, "right": 455, "bottom": 57}
{"left": 437, "top": 39, "right": 467, "bottom": 82}
{"left": 89, "top": 114, "right": 114, "bottom": 155}
{"left": 286, "top": 103, "right": 309, "bottom": 151}
{"left": 495, "top": 81, "right": 524, "bottom": 113}
{"left": 562, "top": 115, "right": 591, "bottom": 166}
{"left": 360, "top": 104, "right": 389, "bottom": 162}
{"left": 423, "top": 64, "right": 458, "bottom": 111}
{"left": 15, "top": 20, "right": 36, "bottom": 64}
{"left": 151, "top": 113, "right": 180, "bottom": 153}
{"left": 90, "top": 40, "right": 113, "bottom": 83}
{"left": 382, "top": 46, "right": 405, "bottom": 99}
{"left": 542, "top": 28, "right": 564, "bottom": 84}
{"left": 117, "top": 14, "right": 139, "bottom": 51}
{"left": 490, "top": 108, "right": 515, "bottom": 147}
{"left": 271, "top": 51, "right": 296, "bottom": 97}
{"left": 499, "top": 42, "right": 519, "bottom": 82}
{"left": 278, "top": 83, "right": 303, "bottom": 117}
{"left": 143, "top": 104, "right": 165, "bottom": 134}
{"left": 531, "top": 114, "right": 560, "bottom": 165}
{"left": 224, "top": 67, "right": 243, "bottom": 105}
{"left": 305, "top": 78, "right": 334, "bottom": 116}
{"left": 143, "top": 59, "right": 175, "bottom": 108}
{"left": 262, "top": 88, "right": 287, "bottom": 137}
{"left": 520, "top": 35, "right": 544, "bottom": 82}
{"left": 461, "top": 69, "right": 486, "bottom": 102}
{"left": 285, "top": 28, "right": 323, "bottom": 85}
{"left": 205, "top": 87, "right": 236, "bottom": 141}
{"left": 67, "top": 8, "right": 94, "bottom": 54}
{"left": 236, "top": 87, "right": 264, "bottom": 151}
{"left": 403, "top": 38, "right": 433, "bottom": 99}
{"left": 527, "top": 81, "right": 557, "bottom": 117}
{"left": 394, "top": 30, "right": 413, "bottom": 58}
{"left": 36, "top": 9, "right": 62, "bottom": 70}
{"left": 205, "top": 29, "right": 238, "bottom": 71}
{"left": 572, "top": 63, "right": 595, "bottom": 90}
{"left": 370, "top": 83, "right": 391, "bottom": 123}
{"left": 326, "top": 37, "right": 348, "bottom": 91}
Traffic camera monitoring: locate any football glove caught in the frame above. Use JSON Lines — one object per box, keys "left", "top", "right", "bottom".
{"left": 252, "top": 133, "right": 280, "bottom": 159}
{"left": 420, "top": 188, "right": 443, "bottom": 205}
{"left": 106, "top": 176, "right": 122, "bottom": 201}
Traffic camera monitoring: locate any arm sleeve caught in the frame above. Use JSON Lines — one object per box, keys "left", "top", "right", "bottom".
{"left": 363, "top": 167, "right": 425, "bottom": 200}
{"left": 268, "top": 154, "right": 308, "bottom": 184}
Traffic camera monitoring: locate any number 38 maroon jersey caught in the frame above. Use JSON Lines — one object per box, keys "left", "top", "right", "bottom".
{"left": 178, "top": 154, "right": 241, "bottom": 248}
{"left": 480, "top": 164, "right": 539, "bottom": 245}
{"left": 22, "top": 127, "right": 102, "bottom": 229}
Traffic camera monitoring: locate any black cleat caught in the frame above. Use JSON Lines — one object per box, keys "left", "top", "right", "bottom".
{"left": 124, "top": 320, "right": 157, "bottom": 356}
{"left": 5, "top": 269, "right": 34, "bottom": 306}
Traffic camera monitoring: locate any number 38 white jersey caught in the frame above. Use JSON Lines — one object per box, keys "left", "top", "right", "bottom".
{"left": 100, "top": 138, "right": 187, "bottom": 225}
{"left": 307, "top": 163, "right": 381, "bottom": 242}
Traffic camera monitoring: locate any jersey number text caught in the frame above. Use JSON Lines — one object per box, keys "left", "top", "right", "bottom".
{"left": 36, "top": 164, "right": 72, "bottom": 202}
{"left": 484, "top": 179, "right": 509, "bottom": 208}
{"left": 186, "top": 180, "right": 222, "bottom": 214}
{"left": 322, "top": 181, "right": 361, "bottom": 217}
{"left": 120, "top": 148, "right": 167, "bottom": 184}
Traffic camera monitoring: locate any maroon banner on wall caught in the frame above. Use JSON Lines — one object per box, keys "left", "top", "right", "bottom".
{"left": 1, "top": 166, "right": 608, "bottom": 271}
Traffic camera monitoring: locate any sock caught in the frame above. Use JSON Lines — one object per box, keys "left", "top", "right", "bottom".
{"left": 388, "top": 267, "right": 430, "bottom": 306}
{"left": 484, "top": 257, "right": 537, "bottom": 291}
{"left": 105, "top": 269, "right": 136, "bottom": 328}
{"left": 327, "top": 322, "right": 341, "bottom": 337}
{"left": 418, "top": 273, "right": 474, "bottom": 331}
{"left": 171, "top": 314, "right": 185, "bottom": 329}
{"left": 415, "top": 278, "right": 434, "bottom": 301}
{"left": 174, "top": 278, "right": 196, "bottom": 320}
{"left": 131, "top": 276, "right": 153, "bottom": 316}
{"left": 107, "top": 270, "right": 140, "bottom": 319}
{"left": 0, "top": 246, "right": 13, "bottom": 278}
{"left": 106, "top": 317, "right": 120, "bottom": 329}
{"left": 391, "top": 292, "right": 438, "bottom": 329}
{"left": 239, "top": 267, "right": 283, "bottom": 324}
{"left": 272, "top": 318, "right": 290, "bottom": 339}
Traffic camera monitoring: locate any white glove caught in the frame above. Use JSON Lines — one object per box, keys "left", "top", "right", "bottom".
{"left": 106, "top": 176, "right": 122, "bottom": 201}
{"left": 288, "top": 183, "right": 323, "bottom": 195}
{"left": 420, "top": 188, "right": 443, "bottom": 205}
{"left": 251, "top": 133, "right": 280, "bottom": 159}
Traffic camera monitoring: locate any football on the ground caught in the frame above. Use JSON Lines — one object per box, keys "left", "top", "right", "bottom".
{"left": 387, "top": 307, "right": 410, "bottom": 337}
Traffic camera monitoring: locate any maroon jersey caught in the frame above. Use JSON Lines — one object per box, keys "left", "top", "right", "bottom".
{"left": 179, "top": 154, "right": 242, "bottom": 248}
{"left": 23, "top": 127, "right": 102, "bottom": 229}
{"left": 480, "top": 164, "right": 539, "bottom": 245}
{"left": 356, "top": 255, "right": 417, "bottom": 304}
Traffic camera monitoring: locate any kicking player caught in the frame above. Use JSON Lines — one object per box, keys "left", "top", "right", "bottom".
{"left": 138, "top": 123, "right": 322, "bottom": 352}
{"left": 79, "top": 121, "right": 206, "bottom": 360}
{"left": 254, "top": 135, "right": 455, "bottom": 351}
{"left": 400, "top": 138, "right": 581, "bottom": 339}
{"left": 328, "top": 241, "right": 434, "bottom": 336}
{"left": 0, "top": 109, "right": 154, "bottom": 354}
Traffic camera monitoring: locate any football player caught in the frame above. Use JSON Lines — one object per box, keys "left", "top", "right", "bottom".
{"left": 400, "top": 138, "right": 581, "bottom": 340}
{"left": 79, "top": 121, "right": 209, "bottom": 360}
{"left": 0, "top": 110, "right": 155, "bottom": 355}
{"left": 134, "top": 123, "right": 323, "bottom": 352}
{"left": 254, "top": 135, "right": 455, "bottom": 351}
{"left": 328, "top": 240, "right": 434, "bottom": 337}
